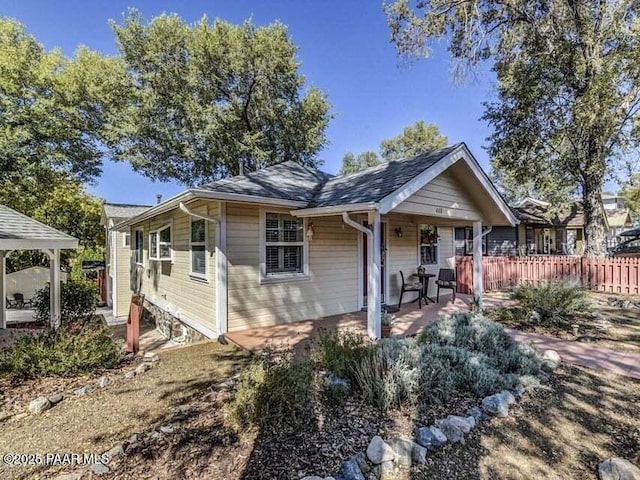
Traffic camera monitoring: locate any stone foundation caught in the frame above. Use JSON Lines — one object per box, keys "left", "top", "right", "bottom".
{"left": 142, "top": 299, "right": 207, "bottom": 344}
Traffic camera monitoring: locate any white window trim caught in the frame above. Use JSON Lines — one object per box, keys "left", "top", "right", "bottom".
{"left": 133, "top": 228, "right": 145, "bottom": 266}
{"left": 149, "top": 223, "right": 173, "bottom": 262}
{"left": 189, "top": 216, "right": 208, "bottom": 280}
{"left": 259, "top": 208, "right": 309, "bottom": 284}
{"left": 418, "top": 224, "right": 439, "bottom": 266}
{"left": 123, "top": 231, "right": 131, "bottom": 248}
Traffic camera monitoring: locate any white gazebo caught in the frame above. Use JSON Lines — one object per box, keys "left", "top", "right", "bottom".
{"left": 0, "top": 204, "right": 78, "bottom": 329}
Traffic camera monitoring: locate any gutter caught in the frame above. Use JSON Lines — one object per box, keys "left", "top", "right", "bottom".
{"left": 292, "top": 202, "right": 378, "bottom": 218}
{"left": 179, "top": 202, "right": 219, "bottom": 225}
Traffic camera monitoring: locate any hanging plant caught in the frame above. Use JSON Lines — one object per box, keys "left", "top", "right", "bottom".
{"left": 420, "top": 225, "right": 439, "bottom": 245}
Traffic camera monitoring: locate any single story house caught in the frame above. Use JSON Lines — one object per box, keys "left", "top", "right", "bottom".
{"left": 102, "top": 203, "right": 152, "bottom": 319}
{"left": 112, "top": 143, "right": 517, "bottom": 340}
{"left": 454, "top": 196, "right": 633, "bottom": 256}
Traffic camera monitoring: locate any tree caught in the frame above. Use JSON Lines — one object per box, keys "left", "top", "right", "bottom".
{"left": 338, "top": 121, "right": 447, "bottom": 174}
{"left": 386, "top": 1, "right": 640, "bottom": 256}
{"left": 380, "top": 120, "right": 447, "bottom": 161}
{"left": 339, "top": 151, "right": 381, "bottom": 175}
{"left": 103, "top": 11, "right": 331, "bottom": 186}
{"left": 620, "top": 174, "right": 640, "bottom": 218}
{"left": 0, "top": 18, "right": 124, "bottom": 184}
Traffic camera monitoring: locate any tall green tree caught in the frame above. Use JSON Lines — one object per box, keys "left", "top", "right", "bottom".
{"left": 380, "top": 120, "right": 447, "bottom": 161}
{"left": 339, "top": 120, "right": 447, "bottom": 174}
{"left": 339, "top": 151, "right": 381, "bottom": 175}
{"left": 103, "top": 11, "right": 331, "bottom": 186}
{"left": 386, "top": 0, "right": 640, "bottom": 256}
{"left": 620, "top": 173, "right": 640, "bottom": 218}
{"left": 0, "top": 18, "right": 124, "bottom": 183}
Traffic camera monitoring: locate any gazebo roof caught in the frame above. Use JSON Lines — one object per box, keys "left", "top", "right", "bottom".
{"left": 0, "top": 204, "right": 78, "bottom": 250}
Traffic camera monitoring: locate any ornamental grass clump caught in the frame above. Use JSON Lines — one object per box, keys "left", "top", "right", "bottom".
{"left": 509, "top": 281, "right": 587, "bottom": 328}
{"left": 312, "top": 328, "right": 367, "bottom": 378}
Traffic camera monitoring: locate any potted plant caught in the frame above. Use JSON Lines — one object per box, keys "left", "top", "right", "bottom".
{"left": 381, "top": 311, "right": 395, "bottom": 338}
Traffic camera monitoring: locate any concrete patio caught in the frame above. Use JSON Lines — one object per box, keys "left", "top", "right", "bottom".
{"left": 225, "top": 292, "right": 510, "bottom": 353}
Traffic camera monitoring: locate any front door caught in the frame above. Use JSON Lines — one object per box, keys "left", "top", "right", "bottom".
{"left": 362, "top": 222, "right": 386, "bottom": 307}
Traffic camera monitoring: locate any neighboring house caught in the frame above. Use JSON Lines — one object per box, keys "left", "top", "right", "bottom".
{"left": 101, "top": 203, "right": 151, "bottom": 319}
{"left": 111, "top": 143, "right": 516, "bottom": 341}
{"left": 455, "top": 196, "right": 633, "bottom": 256}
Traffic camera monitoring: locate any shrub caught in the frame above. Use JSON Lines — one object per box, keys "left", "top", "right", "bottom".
{"left": 312, "top": 328, "right": 367, "bottom": 378}
{"left": 0, "top": 322, "right": 121, "bottom": 380}
{"left": 33, "top": 280, "right": 98, "bottom": 324}
{"left": 227, "top": 351, "right": 314, "bottom": 428}
{"left": 509, "top": 281, "right": 587, "bottom": 327}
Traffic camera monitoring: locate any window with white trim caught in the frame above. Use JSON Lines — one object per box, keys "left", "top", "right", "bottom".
{"left": 419, "top": 224, "right": 438, "bottom": 265}
{"left": 133, "top": 229, "right": 144, "bottom": 264}
{"left": 149, "top": 224, "right": 172, "bottom": 261}
{"left": 190, "top": 218, "right": 207, "bottom": 277}
{"left": 265, "top": 213, "right": 304, "bottom": 275}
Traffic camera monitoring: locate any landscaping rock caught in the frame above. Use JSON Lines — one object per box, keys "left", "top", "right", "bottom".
{"left": 135, "top": 363, "right": 151, "bottom": 375}
{"left": 74, "top": 385, "right": 92, "bottom": 396}
{"left": 90, "top": 462, "right": 110, "bottom": 475}
{"left": 301, "top": 477, "right": 324, "bottom": 480}
{"left": 513, "top": 384, "right": 526, "bottom": 397}
{"left": 482, "top": 392, "right": 510, "bottom": 417}
{"left": 353, "top": 452, "right": 370, "bottom": 474}
{"left": 387, "top": 437, "right": 428, "bottom": 466}
{"left": 434, "top": 418, "right": 465, "bottom": 443}
{"left": 143, "top": 351, "right": 160, "bottom": 362}
{"left": 98, "top": 376, "right": 110, "bottom": 388}
{"left": 48, "top": 393, "right": 63, "bottom": 405}
{"left": 499, "top": 390, "right": 516, "bottom": 405}
{"left": 598, "top": 457, "right": 640, "bottom": 480}
{"left": 415, "top": 426, "right": 447, "bottom": 450}
{"left": 541, "top": 350, "right": 561, "bottom": 370}
{"left": 52, "top": 472, "right": 83, "bottom": 480}
{"left": 366, "top": 436, "right": 395, "bottom": 464}
{"left": 160, "top": 424, "right": 175, "bottom": 434}
{"left": 468, "top": 406, "right": 488, "bottom": 423}
{"left": 104, "top": 443, "right": 124, "bottom": 459}
{"left": 340, "top": 458, "right": 365, "bottom": 480}
{"left": 28, "top": 397, "right": 51, "bottom": 415}
{"left": 324, "top": 372, "right": 352, "bottom": 396}
{"left": 203, "top": 391, "right": 217, "bottom": 402}
{"left": 124, "top": 370, "right": 136, "bottom": 379}
{"left": 440, "top": 415, "right": 475, "bottom": 433}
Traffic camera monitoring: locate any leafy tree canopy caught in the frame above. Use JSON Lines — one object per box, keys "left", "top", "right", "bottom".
{"left": 339, "top": 120, "right": 447, "bottom": 174}
{"left": 386, "top": 0, "right": 640, "bottom": 255}
{"left": 103, "top": 11, "right": 331, "bottom": 186}
{"left": 619, "top": 173, "right": 640, "bottom": 219}
{"left": 0, "top": 18, "right": 124, "bottom": 184}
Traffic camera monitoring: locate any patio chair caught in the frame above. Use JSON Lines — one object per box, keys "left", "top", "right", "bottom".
{"left": 6, "top": 293, "right": 24, "bottom": 309}
{"left": 398, "top": 270, "right": 422, "bottom": 310}
{"left": 435, "top": 268, "right": 457, "bottom": 302}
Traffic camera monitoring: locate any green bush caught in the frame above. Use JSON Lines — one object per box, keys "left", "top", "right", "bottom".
{"left": 0, "top": 322, "right": 121, "bottom": 380}
{"left": 227, "top": 351, "right": 314, "bottom": 428}
{"left": 33, "top": 280, "right": 98, "bottom": 324}
{"left": 312, "top": 328, "right": 367, "bottom": 378}
{"left": 509, "top": 281, "right": 587, "bottom": 327}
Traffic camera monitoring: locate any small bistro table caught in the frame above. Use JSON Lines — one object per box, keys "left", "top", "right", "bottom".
{"left": 416, "top": 272, "right": 436, "bottom": 304}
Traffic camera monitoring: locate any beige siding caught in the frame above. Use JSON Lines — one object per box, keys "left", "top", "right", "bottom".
{"left": 386, "top": 215, "right": 454, "bottom": 304}
{"left": 115, "top": 231, "right": 133, "bottom": 318}
{"left": 393, "top": 169, "right": 482, "bottom": 222}
{"left": 226, "top": 203, "right": 358, "bottom": 332}
{"left": 131, "top": 200, "right": 218, "bottom": 334}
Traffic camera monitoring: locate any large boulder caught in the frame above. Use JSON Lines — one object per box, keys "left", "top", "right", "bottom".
{"left": 415, "top": 426, "right": 447, "bottom": 450}
{"left": 28, "top": 397, "right": 51, "bottom": 415}
{"left": 366, "top": 436, "right": 395, "bottom": 464}
{"left": 468, "top": 406, "right": 488, "bottom": 423}
{"left": 340, "top": 458, "right": 365, "bottom": 480}
{"left": 541, "top": 350, "right": 561, "bottom": 371}
{"left": 598, "top": 457, "right": 640, "bottom": 480}
{"left": 434, "top": 418, "right": 465, "bottom": 443}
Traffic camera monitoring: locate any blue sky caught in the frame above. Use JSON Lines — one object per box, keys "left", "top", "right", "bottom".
{"left": 1, "top": 0, "right": 498, "bottom": 205}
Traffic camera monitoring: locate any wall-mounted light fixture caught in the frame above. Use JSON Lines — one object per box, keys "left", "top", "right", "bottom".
{"left": 395, "top": 227, "right": 403, "bottom": 238}
{"left": 306, "top": 223, "right": 315, "bottom": 241}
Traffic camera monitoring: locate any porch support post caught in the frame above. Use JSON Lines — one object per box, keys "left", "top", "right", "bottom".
{"left": 472, "top": 221, "right": 484, "bottom": 309}
{"left": 367, "top": 211, "right": 381, "bottom": 339}
{"left": 0, "top": 250, "right": 6, "bottom": 329}
{"left": 48, "top": 248, "right": 61, "bottom": 329}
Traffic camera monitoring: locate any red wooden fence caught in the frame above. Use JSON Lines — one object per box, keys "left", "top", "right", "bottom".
{"left": 456, "top": 256, "right": 640, "bottom": 295}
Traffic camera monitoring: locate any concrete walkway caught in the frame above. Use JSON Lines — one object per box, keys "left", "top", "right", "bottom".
{"left": 508, "top": 329, "right": 640, "bottom": 379}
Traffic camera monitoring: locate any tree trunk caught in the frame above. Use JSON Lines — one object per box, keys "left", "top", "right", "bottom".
{"left": 583, "top": 174, "right": 607, "bottom": 257}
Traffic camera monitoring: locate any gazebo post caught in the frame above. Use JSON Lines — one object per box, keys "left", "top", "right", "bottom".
{"left": 47, "top": 248, "right": 61, "bottom": 329}
{"left": 0, "top": 250, "right": 6, "bottom": 329}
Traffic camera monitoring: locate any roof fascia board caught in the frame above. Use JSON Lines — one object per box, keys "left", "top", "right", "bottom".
{"left": 191, "top": 189, "right": 307, "bottom": 208}
{"left": 290, "top": 202, "right": 378, "bottom": 217}
{"left": 0, "top": 239, "right": 78, "bottom": 250}
{"left": 111, "top": 191, "right": 196, "bottom": 231}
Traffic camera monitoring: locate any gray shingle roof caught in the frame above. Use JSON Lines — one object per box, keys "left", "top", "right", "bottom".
{"left": 310, "top": 144, "right": 461, "bottom": 207}
{"left": 0, "top": 204, "right": 78, "bottom": 248}
{"left": 103, "top": 203, "right": 152, "bottom": 219}
{"left": 198, "top": 161, "right": 333, "bottom": 204}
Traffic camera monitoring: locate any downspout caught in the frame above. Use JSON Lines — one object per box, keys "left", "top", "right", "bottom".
{"left": 342, "top": 212, "right": 371, "bottom": 236}
{"left": 472, "top": 225, "right": 493, "bottom": 311}
{"left": 179, "top": 202, "right": 227, "bottom": 340}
